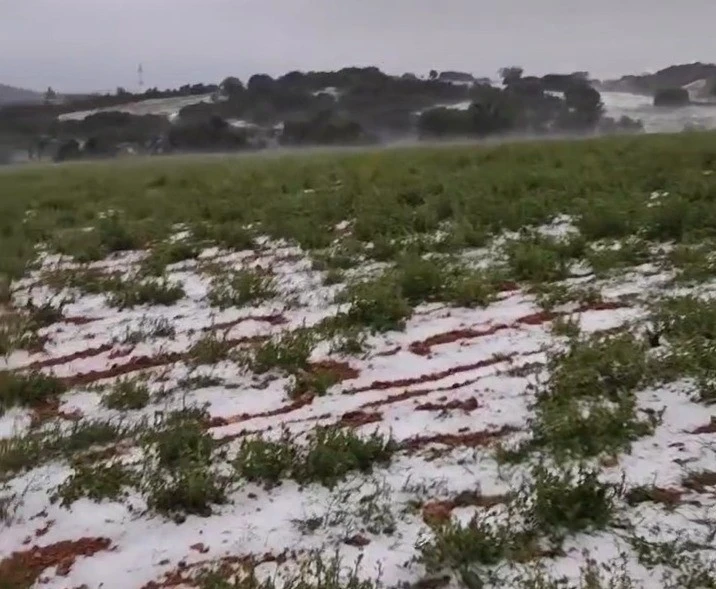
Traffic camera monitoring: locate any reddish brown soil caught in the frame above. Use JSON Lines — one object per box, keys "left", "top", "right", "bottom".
{"left": 691, "top": 417, "right": 716, "bottom": 435}
{"left": 142, "top": 551, "right": 287, "bottom": 588}
{"left": 206, "top": 313, "right": 288, "bottom": 331}
{"left": 62, "top": 316, "right": 98, "bottom": 325}
{"left": 625, "top": 486, "right": 684, "bottom": 508}
{"left": 402, "top": 424, "right": 518, "bottom": 451}
{"left": 516, "top": 311, "right": 559, "bottom": 326}
{"left": 339, "top": 410, "right": 383, "bottom": 427}
{"left": 209, "top": 395, "right": 315, "bottom": 428}
{"left": 407, "top": 302, "right": 628, "bottom": 356}
{"left": 26, "top": 343, "right": 114, "bottom": 370}
{"left": 415, "top": 396, "right": 480, "bottom": 412}
{"left": 683, "top": 471, "right": 716, "bottom": 493}
{"left": 347, "top": 353, "right": 515, "bottom": 394}
{"left": 0, "top": 537, "right": 111, "bottom": 586}
{"left": 61, "top": 351, "right": 185, "bottom": 387}
{"left": 422, "top": 491, "right": 508, "bottom": 524}
{"left": 409, "top": 326, "right": 508, "bottom": 356}
{"left": 209, "top": 361, "right": 357, "bottom": 428}
{"left": 375, "top": 346, "right": 402, "bottom": 357}
{"left": 343, "top": 534, "right": 371, "bottom": 547}
{"left": 309, "top": 360, "right": 360, "bottom": 382}
{"left": 577, "top": 301, "right": 628, "bottom": 312}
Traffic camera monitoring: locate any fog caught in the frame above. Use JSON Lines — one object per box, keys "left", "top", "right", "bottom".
{"left": 3, "top": 0, "right": 716, "bottom": 92}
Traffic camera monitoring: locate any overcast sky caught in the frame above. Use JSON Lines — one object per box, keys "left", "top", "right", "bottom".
{"left": 2, "top": 0, "right": 716, "bottom": 93}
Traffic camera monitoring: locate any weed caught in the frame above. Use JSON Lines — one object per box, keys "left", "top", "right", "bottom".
{"left": 144, "top": 462, "right": 230, "bottom": 518}
{"left": 295, "top": 427, "right": 397, "bottom": 488}
{"left": 196, "top": 551, "right": 377, "bottom": 589}
{"left": 142, "top": 409, "right": 226, "bottom": 518}
{"left": 107, "top": 277, "right": 185, "bottom": 309}
{"left": 0, "top": 419, "right": 136, "bottom": 479}
{"left": 533, "top": 283, "right": 572, "bottom": 311}
{"left": 0, "top": 370, "right": 66, "bottom": 414}
{"left": 287, "top": 368, "right": 341, "bottom": 399}
{"left": 149, "top": 410, "right": 214, "bottom": 468}
{"left": 328, "top": 326, "right": 368, "bottom": 356}
{"left": 122, "top": 316, "right": 176, "bottom": 345}
{"left": 0, "top": 314, "right": 42, "bottom": 356}
{"left": 251, "top": 328, "right": 315, "bottom": 374}
{"left": 586, "top": 238, "right": 652, "bottom": 276}
{"left": 141, "top": 240, "right": 200, "bottom": 276}
{"left": 234, "top": 433, "right": 297, "bottom": 487}
{"left": 507, "top": 332, "right": 656, "bottom": 461}
{"left": 233, "top": 428, "right": 396, "bottom": 488}
{"left": 337, "top": 276, "right": 412, "bottom": 333}
{"left": 417, "top": 514, "right": 539, "bottom": 573}
{"left": 505, "top": 233, "right": 579, "bottom": 283}
{"left": 551, "top": 314, "right": 581, "bottom": 338}
{"left": 51, "top": 461, "right": 137, "bottom": 507}
{"left": 524, "top": 464, "right": 621, "bottom": 539}
{"left": 193, "top": 222, "right": 255, "bottom": 251}
{"left": 103, "top": 377, "right": 151, "bottom": 410}
{"left": 189, "top": 332, "right": 234, "bottom": 366}
{"left": 209, "top": 268, "right": 277, "bottom": 309}
{"left": 323, "top": 268, "right": 345, "bottom": 286}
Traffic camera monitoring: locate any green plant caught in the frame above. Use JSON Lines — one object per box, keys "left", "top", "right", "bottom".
{"left": 251, "top": 328, "right": 315, "bottom": 374}
{"left": 208, "top": 268, "right": 277, "bottom": 309}
{"left": 524, "top": 464, "right": 621, "bottom": 538}
{"left": 103, "top": 377, "right": 151, "bottom": 410}
{"left": 337, "top": 276, "right": 412, "bottom": 333}
{"left": 51, "top": 461, "right": 137, "bottom": 507}
{"left": 234, "top": 433, "right": 297, "bottom": 487}
{"left": 0, "top": 370, "right": 66, "bottom": 414}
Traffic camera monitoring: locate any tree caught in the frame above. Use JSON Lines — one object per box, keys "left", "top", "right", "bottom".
{"left": 43, "top": 87, "right": 57, "bottom": 104}
{"left": 499, "top": 66, "right": 524, "bottom": 86}
{"left": 429, "top": 70, "right": 438, "bottom": 81}
{"left": 220, "top": 77, "right": 244, "bottom": 99}
{"left": 653, "top": 87, "right": 690, "bottom": 107}
{"left": 247, "top": 74, "right": 275, "bottom": 93}
{"left": 563, "top": 84, "right": 604, "bottom": 128}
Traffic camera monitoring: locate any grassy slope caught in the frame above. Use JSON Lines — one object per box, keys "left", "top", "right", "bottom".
{"left": 1, "top": 133, "right": 716, "bottom": 588}
{"left": 1, "top": 132, "right": 716, "bottom": 278}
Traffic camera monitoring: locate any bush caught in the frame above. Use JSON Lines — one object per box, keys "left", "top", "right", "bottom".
{"left": 653, "top": 88, "right": 690, "bottom": 107}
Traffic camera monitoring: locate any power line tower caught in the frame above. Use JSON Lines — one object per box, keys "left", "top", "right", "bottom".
{"left": 137, "top": 63, "right": 144, "bottom": 92}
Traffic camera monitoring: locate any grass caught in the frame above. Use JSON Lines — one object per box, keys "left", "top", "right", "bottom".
{"left": 45, "top": 267, "right": 185, "bottom": 309}
{"left": 51, "top": 461, "right": 137, "bottom": 507}
{"left": 0, "top": 370, "right": 67, "bottom": 415}
{"left": 250, "top": 328, "right": 316, "bottom": 374}
{"left": 234, "top": 427, "right": 397, "bottom": 489}
{"left": 142, "top": 409, "right": 227, "bottom": 518}
{"left": 501, "top": 331, "right": 657, "bottom": 461}
{"left": 335, "top": 255, "right": 501, "bottom": 333}
{"left": 208, "top": 268, "right": 278, "bottom": 309}
{"left": 417, "top": 463, "right": 622, "bottom": 584}
{"left": 121, "top": 316, "right": 176, "bottom": 345}
{"left": 189, "top": 332, "right": 235, "bottom": 366}
{"left": 0, "top": 419, "right": 138, "bottom": 480}
{"left": 7, "top": 135, "right": 716, "bottom": 585}
{"left": 102, "top": 377, "right": 151, "bottom": 410}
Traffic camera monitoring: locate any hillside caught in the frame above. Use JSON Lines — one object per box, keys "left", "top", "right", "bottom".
{"left": 0, "top": 67, "right": 641, "bottom": 164}
{"left": 599, "top": 62, "right": 716, "bottom": 95}
{"left": 0, "top": 83, "right": 42, "bottom": 106}
{"left": 1, "top": 134, "right": 716, "bottom": 588}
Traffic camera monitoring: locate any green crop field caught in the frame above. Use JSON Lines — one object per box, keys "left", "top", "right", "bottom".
{"left": 1, "top": 133, "right": 716, "bottom": 588}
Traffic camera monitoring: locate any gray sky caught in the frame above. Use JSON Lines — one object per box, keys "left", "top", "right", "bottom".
{"left": 2, "top": 0, "right": 716, "bottom": 93}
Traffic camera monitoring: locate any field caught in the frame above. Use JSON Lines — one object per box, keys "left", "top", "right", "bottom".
{"left": 2, "top": 133, "right": 716, "bottom": 588}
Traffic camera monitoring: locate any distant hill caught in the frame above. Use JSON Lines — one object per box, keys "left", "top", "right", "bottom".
{"left": 599, "top": 62, "right": 716, "bottom": 96}
{"left": 0, "top": 84, "right": 42, "bottom": 106}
